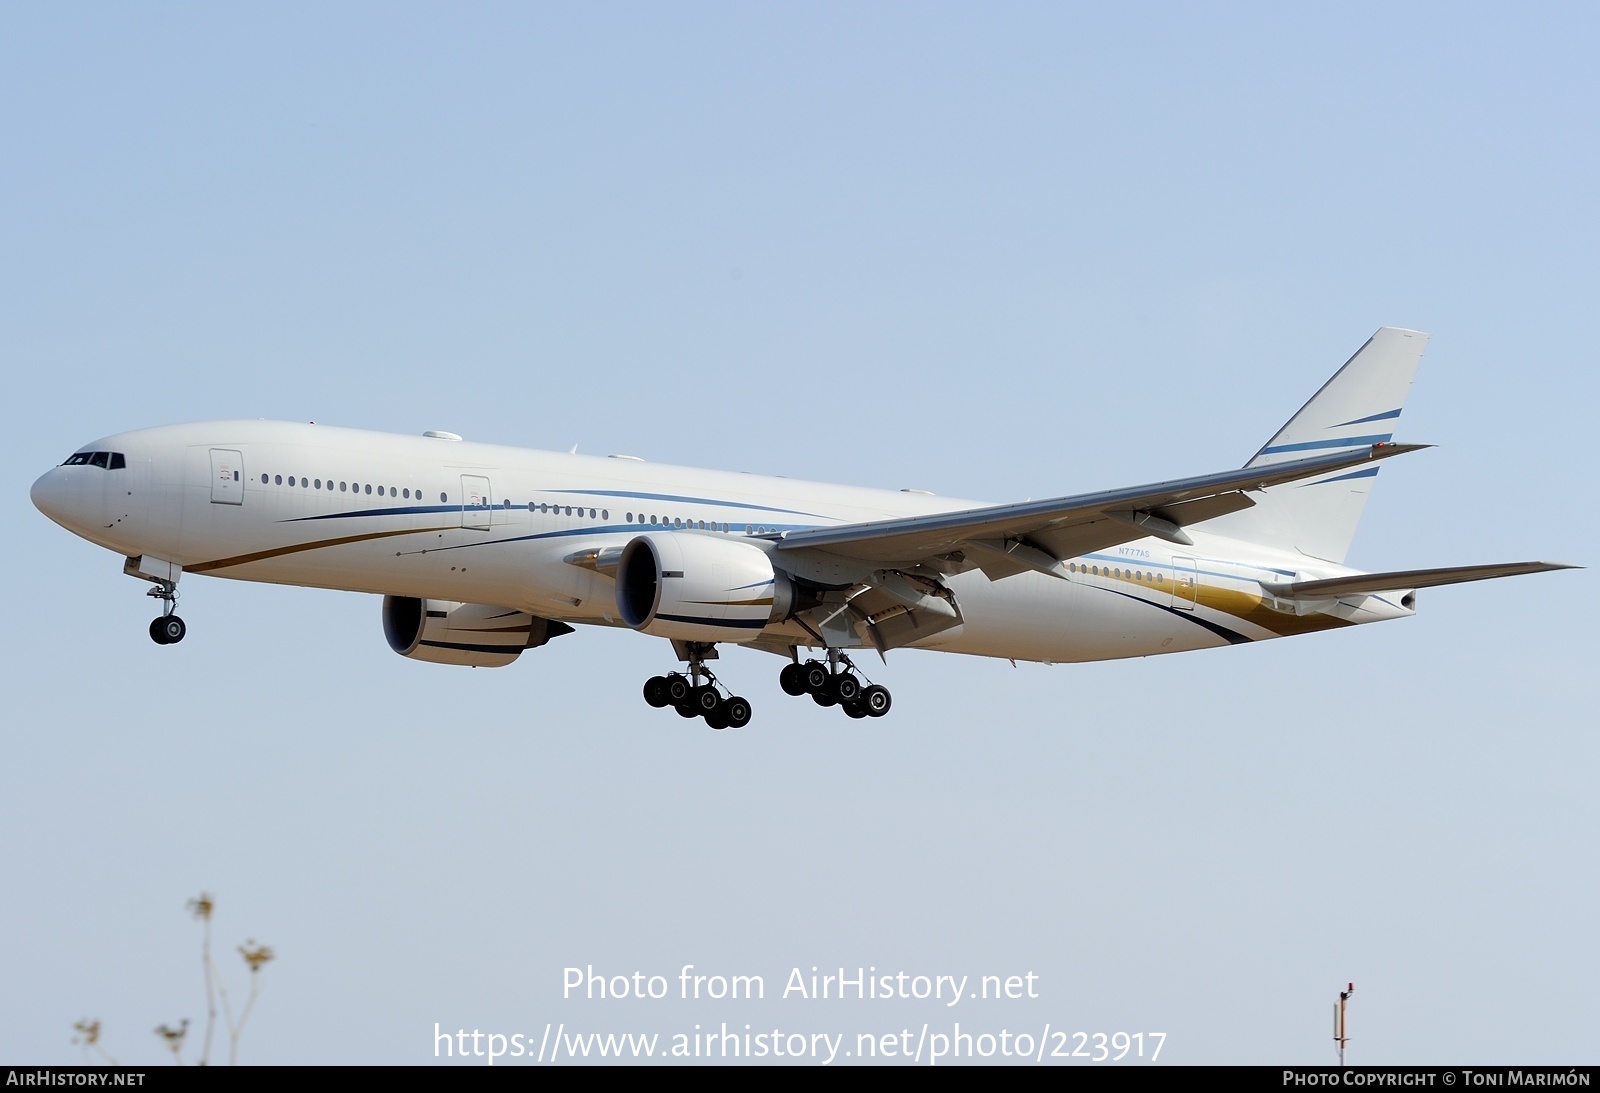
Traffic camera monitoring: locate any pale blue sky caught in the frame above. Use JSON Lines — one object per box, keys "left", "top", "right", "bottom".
{"left": 2, "top": 3, "right": 1595, "bottom": 1065}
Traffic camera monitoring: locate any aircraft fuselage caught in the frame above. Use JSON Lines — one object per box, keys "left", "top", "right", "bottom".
{"left": 30, "top": 420, "right": 1405, "bottom": 666}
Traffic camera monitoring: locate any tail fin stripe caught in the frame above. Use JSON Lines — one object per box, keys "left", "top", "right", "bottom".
{"left": 1331, "top": 408, "right": 1403, "bottom": 428}
{"left": 1198, "top": 326, "right": 1430, "bottom": 563}
{"left": 1259, "top": 433, "right": 1392, "bottom": 455}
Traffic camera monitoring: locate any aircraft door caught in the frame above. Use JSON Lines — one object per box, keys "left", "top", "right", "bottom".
{"left": 1171, "top": 556, "right": 1199, "bottom": 610}
{"left": 210, "top": 449, "right": 244, "bottom": 505}
{"left": 460, "top": 475, "right": 492, "bottom": 530}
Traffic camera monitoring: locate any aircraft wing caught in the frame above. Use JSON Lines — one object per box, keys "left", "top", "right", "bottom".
{"left": 1260, "top": 561, "right": 1578, "bottom": 601}
{"left": 775, "top": 443, "right": 1428, "bottom": 580}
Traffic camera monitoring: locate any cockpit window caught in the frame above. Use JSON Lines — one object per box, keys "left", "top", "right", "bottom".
{"left": 59, "top": 451, "right": 126, "bottom": 468}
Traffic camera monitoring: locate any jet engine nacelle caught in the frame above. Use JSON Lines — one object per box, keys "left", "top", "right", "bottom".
{"left": 616, "top": 533, "right": 793, "bottom": 643}
{"left": 382, "top": 597, "right": 573, "bottom": 667}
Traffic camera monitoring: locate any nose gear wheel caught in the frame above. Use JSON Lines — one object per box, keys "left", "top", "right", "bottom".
{"left": 145, "top": 581, "right": 186, "bottom": 645}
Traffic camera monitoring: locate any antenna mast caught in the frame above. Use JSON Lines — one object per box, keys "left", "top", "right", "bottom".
{"left": 1334, "top": 982, "right": 1354, "bottom": 1065}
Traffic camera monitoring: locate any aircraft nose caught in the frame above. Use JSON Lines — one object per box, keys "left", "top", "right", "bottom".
{"left": 30, "top": 467, "right": 70, "bottom": 526}
{"left": 30, "top": 465, "right": 99, "bottom": 534}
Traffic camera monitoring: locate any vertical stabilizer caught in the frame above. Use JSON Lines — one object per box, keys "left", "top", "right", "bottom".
{"left": 1202, "top": 327, "right": 1429, "bottom": 563}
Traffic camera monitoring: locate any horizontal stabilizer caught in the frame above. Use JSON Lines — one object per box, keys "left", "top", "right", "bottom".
{"left": 1261, "top": 561, "right": 1578, "bottom": 601}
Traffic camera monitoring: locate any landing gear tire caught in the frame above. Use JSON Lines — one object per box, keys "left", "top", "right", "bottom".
{"left": 812, "top": 689, "right": 838, "bottom": 708}
{"left": 724, "top": 696, "right": 752, "bottom": 729}
{"left": 643, "top": 676, "right": 670, "bottom": 707}
{"left": 691, "top": 685, "right": 722, "bottom": 715}
{"left": 705, "top": 707, "right": 730, "bottom": 730}
{"left": 674, "top": 701, "right": 699, "bottom": 719}
{"left": 149, "top": 615, "right": 185, "bottom": 645}
{"left": 779, "top": 663, "right": 808, "bottom": 696}
{"left": 665, "top": 674, "right": 692, "bottom": 705}
{"left": 842, "top": 701, "right": 868, "bottom": 719}
{"left": 861, "top": 684, "right": 892, "bottom": 718}
{"left": 801, "top": 662, "right": 831, "bottom": 694}
{"left": 831, "top": 673, "right": 862, "bottom": 703}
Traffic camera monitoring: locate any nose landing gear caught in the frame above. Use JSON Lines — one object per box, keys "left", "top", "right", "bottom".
{"left": 146, "top": 581, "right": 186, "bottom": 645}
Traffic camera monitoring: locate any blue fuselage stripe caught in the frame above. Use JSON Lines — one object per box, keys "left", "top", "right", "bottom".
{"left": 549, "top": 489, "right": 826, "bottom": 518}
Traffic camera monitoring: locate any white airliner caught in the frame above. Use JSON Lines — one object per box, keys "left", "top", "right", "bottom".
{"left": 31, "top": 328, "right": 1573, "bottom": 728}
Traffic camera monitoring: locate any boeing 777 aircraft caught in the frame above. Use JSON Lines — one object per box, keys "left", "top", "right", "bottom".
{"left": 30, "top": 328, "right": 1573, "bottom": 728}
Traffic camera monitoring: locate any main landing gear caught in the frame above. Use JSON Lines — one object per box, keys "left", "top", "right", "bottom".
{"left": 778, "top": 650, "right": 891, "bottom": 720}
{"left": 146, "top": 581, "right": 186, "bottom": 646}
{"left": 641, "top": 644, "right": 891, "bottom": 729}
{"left": 642, "top": 645, "right": 752, "bottom": 730}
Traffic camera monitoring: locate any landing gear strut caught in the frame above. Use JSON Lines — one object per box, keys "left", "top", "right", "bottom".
{"left": 643, "top": 643, "right": 752, "bottom": 730}
{"left": 780, "top": 650, "right": 891, "bottom": 719}
{"left": 145, "top": 581, "right": 186, "bottom": 645}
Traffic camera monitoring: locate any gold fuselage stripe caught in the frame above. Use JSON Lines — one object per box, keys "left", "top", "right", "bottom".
{"left": 187, "top": 525, "right": 456, "bottom": 574}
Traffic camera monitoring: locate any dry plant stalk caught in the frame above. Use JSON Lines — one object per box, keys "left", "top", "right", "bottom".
{"left": 74, "top": 893, "right": 274, "bottom": 1065}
